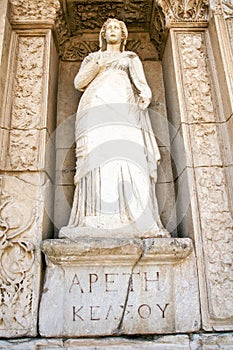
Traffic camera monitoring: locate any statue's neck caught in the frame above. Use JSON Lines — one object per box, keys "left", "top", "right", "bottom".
{"left": 106, "top": 43, "right": 121, "bottom": 53}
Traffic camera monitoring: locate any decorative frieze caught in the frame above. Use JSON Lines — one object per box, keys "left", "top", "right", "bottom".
{"left": 66, "top": 1, "right": 152, "bottom": 35}
{"left": 61, "top": 36, "right": 158, "bottom": 61}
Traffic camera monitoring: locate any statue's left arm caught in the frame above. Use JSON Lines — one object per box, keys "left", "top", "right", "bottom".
{"left": 128, "top": 54, "right": 152, "bottom": 110}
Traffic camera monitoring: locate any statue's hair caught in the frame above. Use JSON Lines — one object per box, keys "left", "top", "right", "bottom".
{"left": 99, "top": 18, "right": 128, "bottom": 52}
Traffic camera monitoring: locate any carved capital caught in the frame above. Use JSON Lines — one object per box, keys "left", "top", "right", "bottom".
{"left": 210, "top": 0, "right": 233, "bottom": 18}
{"left": 9, "top": 0, "right": 60, "bottom": 23}
{"left": 222, "top": 0, "right": 233, "bottom": 18}
{"left": 156, "top": 0, "right": 209, "bottom": 26}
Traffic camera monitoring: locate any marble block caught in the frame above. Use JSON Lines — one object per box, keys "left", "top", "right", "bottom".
{"left": 39, "top": 237, "right": 200, "bottom": 337}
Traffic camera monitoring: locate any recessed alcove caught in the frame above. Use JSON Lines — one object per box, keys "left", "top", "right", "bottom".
{"left": 53, "top": 5, "right": 192, "bottom": 239}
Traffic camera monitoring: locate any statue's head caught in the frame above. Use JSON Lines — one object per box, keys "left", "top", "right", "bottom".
{"left": 99, "top": 18, "right": 128, "bottom": 52}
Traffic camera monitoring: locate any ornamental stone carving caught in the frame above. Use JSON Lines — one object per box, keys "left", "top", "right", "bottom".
{"left": 0, "top": 176, "right": 35, "bottom": 334}
{"left": 66, "top": 1, "right": 152, "bottom": 35}
{"left": 210, "top": 0, "right": 233, "bottom": 17}
{"left": 222, "top": 0, "right": 233, "bottom": 18}
{"left": 195, "top": 167, "right": 233, "bottom": 319}
{"left": 11, "top": 36, "right": 44, "bottom": 129}
{"left": 150, "top": 3, "right": 167, "bottom": 58}
{"left": 61, "top": 36, "right": 158, "bottom": 61}
{"left": 156, "top": 0, "right": 209, "bottom": 25}
{"left": 9, "top": 0, "right": 60, "bottom": 22}
{"left": 177, "top": 31, "right": 233, "bottom": 321}
{"left": 177, "top": 33, "right": 215, "bottom": 123}
{"left": 2, "top": 33, "right": 49, "bottom": 171}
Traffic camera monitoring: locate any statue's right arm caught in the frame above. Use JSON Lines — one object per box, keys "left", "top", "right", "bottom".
{"left": 74, "top": 53, "right": 100, "bottom": 91}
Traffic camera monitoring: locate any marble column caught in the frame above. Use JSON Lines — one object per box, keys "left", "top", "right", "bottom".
{"left": 0, "top": 0, "right": 60, "bottom": 337}
{"left": 157, "top": 0, "right": 233, "bottom": 331}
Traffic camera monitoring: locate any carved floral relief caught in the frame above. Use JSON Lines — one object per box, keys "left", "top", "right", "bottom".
{"left": 177, "top": 31, "right": 233, "bottom": 320}
{"left": 157, "top": 0, "right": 209, "bottom": 24}
{"left": 11, "top": 36, "right": 44, "bottom": 129}
{"left": 195, "top": 167, "right": 233, "bottom": 318}
{"left": 67, "top": 1, "right": 152, "bottom": 34}
{"left": 10, "top": 0, "right": 60, "bottom": 22}
{"left": 178, "top": 33, "right": 215, "bottom": 123}
{"left": 0, "top": 176, "right": 36, "bottom": 333}
{"left": 4, "top": 35, "right": 47, "bottom": 171}
{"left": 222, "top": 0, "right": 233, "bottom": 18}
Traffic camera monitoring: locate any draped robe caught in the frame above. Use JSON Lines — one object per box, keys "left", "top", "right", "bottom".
{"left": 60, "top": 50, "right": 170, "bottom": 238}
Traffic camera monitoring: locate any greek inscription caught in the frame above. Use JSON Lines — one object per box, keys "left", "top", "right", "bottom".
{"left": 105, "top": 273, "right": 118, "bottom": 292}
{"left": 138, "top": 304, "right": 152, "bottom": 319}
{"left": 105, "top": 305, "right": 117, "bottom": 320}
{"left": 72, "top": 306, "right": 84, "bottom": 321}
{"left": 90, "top": 306, "right": 100, "bottom": 321}
{"left": 69, "top": 274, "right": 84, "bottom": 293}
{"left": 156, "top": 303, "right": 169, "bottom": 318}
{"left": 72, "top": 303, "right": 170, "bottom": 322}
{"left": 68, "top": 271, "right": 160, "bottom": 294}
{"left": 89, "top": 273, "right": 98, "bottom": 293}
{"left": 120, "top": 304, "right": 133, "bottom": 319}
{"left": 122, "top": 272, "right": 140, "bottom": 292}
{"left": 144, "top": 272, "right": 160, "bottom": 291}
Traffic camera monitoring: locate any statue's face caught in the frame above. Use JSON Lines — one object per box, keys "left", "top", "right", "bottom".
{"left": 104, "top": 20, "right": 122, "bottom": 45}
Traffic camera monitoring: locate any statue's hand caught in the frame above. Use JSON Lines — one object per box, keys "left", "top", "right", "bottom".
{"left": 138, "top": 96, "right": 150, "bottom": 110}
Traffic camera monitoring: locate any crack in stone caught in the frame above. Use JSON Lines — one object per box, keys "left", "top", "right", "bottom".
{"left": 113, "top": 238, "right": 155, "bottom": 335}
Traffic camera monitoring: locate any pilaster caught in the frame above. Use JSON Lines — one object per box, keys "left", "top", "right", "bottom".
{"left": 0, "top": 0, "right": 60, "bottom": 337}
{"left": 158, "top": 0, "right": 233, "bottom": 331}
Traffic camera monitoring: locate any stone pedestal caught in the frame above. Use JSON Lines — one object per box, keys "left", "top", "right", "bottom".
{"left": 39, "top": 237, "right": 200, "bottom": 337}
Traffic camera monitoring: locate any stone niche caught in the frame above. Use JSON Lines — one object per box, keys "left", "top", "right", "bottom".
{"left": 1, "top": 0, "right": 233, "bottom": 345}
{"left": 39, "top": 237, "right": 200, "bottom": 337}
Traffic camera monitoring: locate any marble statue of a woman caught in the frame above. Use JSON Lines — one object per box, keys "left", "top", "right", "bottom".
{"left": 60, "top": 18, "right": 170, "bottom": 239}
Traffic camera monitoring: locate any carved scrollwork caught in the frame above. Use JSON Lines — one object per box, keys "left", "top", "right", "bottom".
{"left": 61, "top": 37, "right": 150, "bottom": 61}
{"left": 156, "top": 0, "right": 209, "bottom": 25}
{"left": 54, "top": 8, "right": 70, "bottom": 56}
{"left": 67, "top": 1, "right": 152, "bottom": 35}
{"left": 177, "top": 31, "right": 233, "bottom": 319}
{"left": 222, "top": 0, "right": 233, "bottom": 18}
{"left": 9, "top": 0, "right": 60, "bottom": 22}
{"left": 178, "top": 33, "right": 214, "bottom": 123}
{"left": 196, "top": 167, "right": 233, "bottom": 318}
{"left": 150, "top": 4, "right": 167, "bottom": 58}
{"left": 62, "top": 39, "right": 99, "bottom": 61}
{"left": 0, "top": 177, "right": 35, "bottom": 330}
